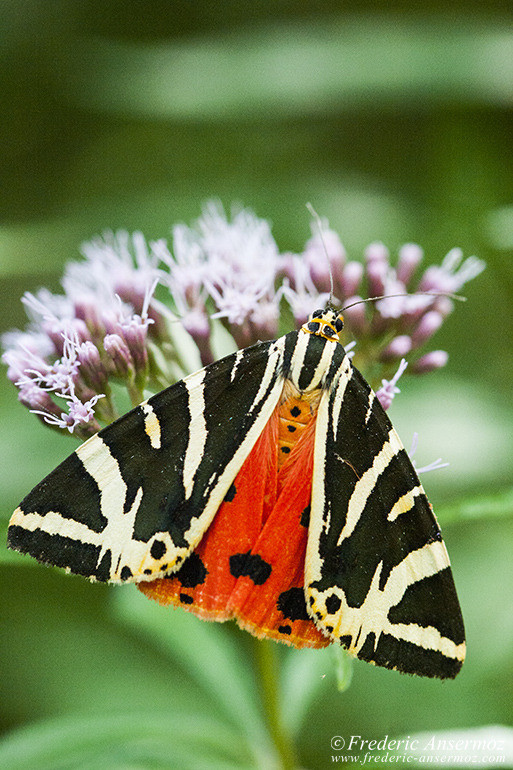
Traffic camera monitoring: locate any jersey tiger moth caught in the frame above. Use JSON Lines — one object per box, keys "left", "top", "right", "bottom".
{"left": 7, "top": 305, "right": 465, "bottom": 679}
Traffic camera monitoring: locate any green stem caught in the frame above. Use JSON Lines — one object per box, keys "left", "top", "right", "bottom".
{"left": 253, "top": 639, "right": 297, "bottom": 770}
{"left": 127, "top": 381, "right": 145, "bottom": 408}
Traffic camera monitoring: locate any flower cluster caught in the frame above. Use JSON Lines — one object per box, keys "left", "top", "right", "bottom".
{"left": 2, "top": 202, "right": 485, "bottom": 439}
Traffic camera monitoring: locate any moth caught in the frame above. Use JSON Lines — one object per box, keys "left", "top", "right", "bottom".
{"left": 8, "top": 306, "right": 465, "bottom": 678}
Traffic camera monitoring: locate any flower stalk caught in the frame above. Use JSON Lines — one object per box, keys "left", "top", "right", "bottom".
{"left": 253, "top": 639, "right": 297, "bottom": 770}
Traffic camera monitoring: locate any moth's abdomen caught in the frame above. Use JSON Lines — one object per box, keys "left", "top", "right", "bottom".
{"left": 277, "top": 381, "right": 321, "bottom": 469}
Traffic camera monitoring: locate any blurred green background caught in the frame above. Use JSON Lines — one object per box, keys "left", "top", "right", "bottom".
{"left": 1, "top": 2, "right": 512, "bottom": 768}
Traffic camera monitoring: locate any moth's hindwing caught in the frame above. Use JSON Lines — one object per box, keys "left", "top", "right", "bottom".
{"left": 8, "top": 337, "right": 289, "bottom": 583}
{"left": 305, "top": 365, "right": 466, "bottom": 678}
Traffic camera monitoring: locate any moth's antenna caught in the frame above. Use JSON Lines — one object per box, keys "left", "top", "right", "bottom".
{"left": 306, "top": 202, "right": 334, "bottom": 307}
{"left": 341, "top": 292, "right": 466, "bottom": 312}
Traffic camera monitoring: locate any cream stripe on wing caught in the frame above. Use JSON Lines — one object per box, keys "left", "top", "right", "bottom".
{"left": 388, "top": 486, "right": 424, "bottom": 521}
{"left": 309, "top": 540, "right": 464, "bottom": 662}
{"left": 140, "top": 402, "right": 162, "bottom": 449}
{"left": 230, "top": 349, "right": 245, "bottom": 382}
{"left": 364, "top": 390, "right": 375, "bottom": 425}
{"left": 287, "top": 332, "right": 309, "bottom": 390}
{"left": 336, "top": 428, "right": 403, "bottom": 545}
{"left": 182, "top": 368, "right": 207, "bottom": 499}
{"left": 331, "top": 358, "right": 352, "bottom": 442}
{"left": 249, "top": 337, "right": 286, "bottom": 412}
{"left": 10, "top": 507, "right": 104, "bottom": 547}
{"left": 76, "top": 435, "right": 145, "bottom": 576}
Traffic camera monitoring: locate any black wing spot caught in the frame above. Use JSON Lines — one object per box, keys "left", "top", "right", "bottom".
{"left": 229, "top": 552, "right": 272, "bottom": 585}
{"left": 339, "top": 635, "right": 352, "bottom": 647}
{"left": 144, "top": 569, "right": 152, "bottom": 575}
{"left": 180, "top": 593, "right": 194, "bottom": 604}
{"left": 120, "top": 566, "right": 133, "bottom": 581}
{"left": 173, "top": 552, "right": 208, "bottom": 587}
{"left": 287, "top": 425, "right": 296, "bottom": 433}
{"left": 325, "top": 625, "right": 334, "bottom": 633}
{"left": 278, "top": 625, "right": 292, "bottom": 635}
{"left": 325, "top": 594, "right": 342, "bottom": 615}
{"left": 281, "top": 446, "right": 291, "bottom": 455}
{"left": 300, "top": 505, "right": 311, "bottom": 528}
{"left": 224, "top": 483, "right": 237, "bottom": 503}
{"left": 290, "top": 406, "right": 301, "bottom": 417}
{"left": 150, "top": 540, "right": 167, "bottom": 560}
{"left": 277, "top": 587, "right": 310, "bottom": 621}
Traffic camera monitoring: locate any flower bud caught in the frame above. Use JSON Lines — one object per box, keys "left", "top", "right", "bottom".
{"left": 340, "top": 261, "right": 363, "bottom": 298}
{"left": 76, "top": 341, "right": 108, "bottom": 392}
{"left": 411, "top": 311, "right": 444, "bottom": 348}
{"left": 365, "top": 241, "right": 389, "bottom": 264}
{"left": 381, "top": 335, "right": 412, "bottom": 361}
{"left": 343, "top": 297, "right": 368, "bottom": 336}
{"left": 118, "top": 319, "right": 149, "bottom": 381}
{"left": 18, "top": 383, "right": 61, "bottom": 415}
{"left": 366, "top": 259, "right": 387, "bottom": 298}
{"left": 103, "top": 333, "right": 134, "bottom": 379}
{"left": 412, "top": 350, "right": 449, "bottom": 373}
{"left": 396, "top": 244, "right": 423, "bottom": 285}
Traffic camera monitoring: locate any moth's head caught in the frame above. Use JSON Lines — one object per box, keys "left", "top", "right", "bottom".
{"left": 302, "top": 307, "right": 344, "bottom": 342}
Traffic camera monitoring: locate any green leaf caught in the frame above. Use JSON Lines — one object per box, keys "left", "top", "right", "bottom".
{"left": 486, "top": 204, "right": 513, "bottom": 250}
{"left": 332, "top": 647, "right": 354, "bottom": 693}
{"left": 0, "top": 712, "right": 253, "bottom": 770}
{"left": 111, "top": 589, "right": 275, "bottom": 765}
{"left": 438, "top": 487, "right": 513, "bottom": 524}
{"left": 61, "top": 18, "right": 513, "bottom": 120}
{"left": 280, "top": 646, "right": 338, "bottom": 736}
{"left": 388, "top": 725, "right": 513, "bottom": 766}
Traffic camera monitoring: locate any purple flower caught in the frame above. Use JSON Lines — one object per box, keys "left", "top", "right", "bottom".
{"left": 376, "top": 359, "right": 408, "bottom": 410}
{"left": 412, "top": 350, "right": 449, "bottom": 374}
{"left": 409, "top": 433, "right": 449, "bottom": 475}
{"left": 30, "top": 391, "right": 104, "bottom": 437}
{"left": 280, "top": 255, "right": 330, "bottom": 327}
{"left": 2, "top": 201, "right": 485, "bottom": 436}
{"left": 302, "top": 220, "right": 346, "bottom": 294}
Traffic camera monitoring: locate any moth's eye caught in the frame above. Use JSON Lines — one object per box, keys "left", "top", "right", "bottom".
{"left": 312, "top": 309, "right": 324, "bottom": 319}
{"left": 335, "top": 316, "right": 344, "bottom": 332}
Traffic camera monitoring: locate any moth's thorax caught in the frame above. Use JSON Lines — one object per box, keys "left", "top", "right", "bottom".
{"left": 287, "top": 310, "right": 347, "bottom": 395}
{"left": 301, "top": 307, "right": 344, "bottom": 343}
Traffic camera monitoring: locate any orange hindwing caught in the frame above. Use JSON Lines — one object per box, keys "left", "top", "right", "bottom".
{"left": 138, "top": 384, "right": 328, "bottom": 648}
